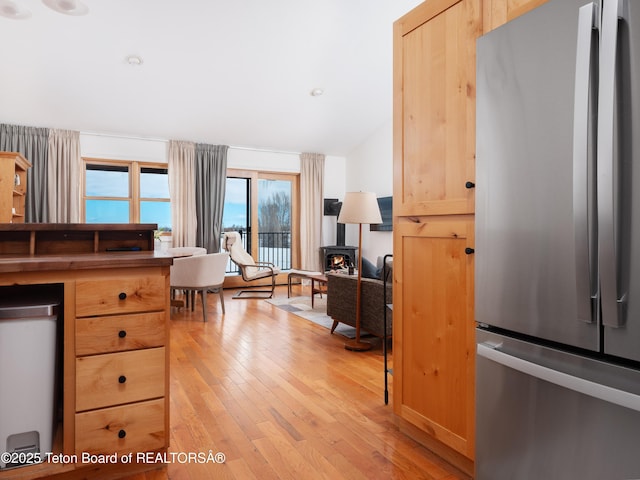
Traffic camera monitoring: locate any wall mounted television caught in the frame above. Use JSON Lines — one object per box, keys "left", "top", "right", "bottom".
{"left": 370, "top": 196, "right": 392, "bottom": 231}
{"left": 323, "top": 198, "right": 342, "bottom": 216}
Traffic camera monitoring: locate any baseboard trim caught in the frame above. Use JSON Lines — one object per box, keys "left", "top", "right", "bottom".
{"left": 395, "top": 416, "right": 475, "bottom": 478}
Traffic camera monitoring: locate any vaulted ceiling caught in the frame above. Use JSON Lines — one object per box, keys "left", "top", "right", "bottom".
{"left": 0, "top": 0, "right": 423, "bottom": 156}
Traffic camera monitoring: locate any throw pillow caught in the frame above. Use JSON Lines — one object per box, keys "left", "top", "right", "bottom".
{"left": 361, "top": 257, "right": 379, "bottom": 279}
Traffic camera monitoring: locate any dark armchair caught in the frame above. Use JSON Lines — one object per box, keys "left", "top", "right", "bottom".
{"left": 326, "top": 269, "right": 392, "bottom": 338}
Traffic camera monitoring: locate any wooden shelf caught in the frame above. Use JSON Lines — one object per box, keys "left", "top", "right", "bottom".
{"left": 0, "top": 224, "right": 157, "bottom": 256}
{"left": 1, "top": 152, "right": 31, "bottom": 223}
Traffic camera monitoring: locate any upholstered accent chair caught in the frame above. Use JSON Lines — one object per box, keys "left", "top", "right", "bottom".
{"left": 170, "top": 252, "right": 229, "bottom": 322}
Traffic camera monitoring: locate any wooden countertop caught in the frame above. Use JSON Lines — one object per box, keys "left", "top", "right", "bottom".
{"left": 0, "top": 251, "right": 173, "bottom": 273}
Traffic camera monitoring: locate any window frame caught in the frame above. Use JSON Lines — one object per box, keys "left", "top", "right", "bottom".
{"left": 82, "top": 157, "right": 171, "bottom": 231}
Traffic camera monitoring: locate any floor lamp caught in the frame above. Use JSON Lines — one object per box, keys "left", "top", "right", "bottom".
{"left": 337, "top": 191, "right": 382, "bottom": 351}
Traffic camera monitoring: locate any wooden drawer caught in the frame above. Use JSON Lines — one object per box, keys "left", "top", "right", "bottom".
{"left": 76, "top": 312, "right": 166, "bottom": 355}
{"left": 76, "top": 398, "right": 165, "bottom": 455}
{"left": 76, "top": 276, "right": 166, "bottom": 317}
{"left": 76, "top": 348, "right": 165, "bottom": 412}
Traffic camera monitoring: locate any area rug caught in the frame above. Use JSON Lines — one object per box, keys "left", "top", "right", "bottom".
{"left": 266, "top": 295, "right": 358, "bottom": 338}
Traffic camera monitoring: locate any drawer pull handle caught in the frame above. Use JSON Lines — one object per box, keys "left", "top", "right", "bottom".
{"left": 118, "top": 429, "right": 126, "bottom": 439}
{"left": 465, "top": 247, "right": 475, "bottom": 255}
{"left": 118, "top": 292, "right": 127, "bottom": 300}
{"left": 465, "top": 181, "right": 475, "bottom": 189}
{"left": 118, "top": 375, "right": 127, "bottom": 384}
{"left": 118, "top": 330, "right": 127, "bottom": 338}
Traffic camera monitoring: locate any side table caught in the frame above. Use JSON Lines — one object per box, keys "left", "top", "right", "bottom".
{"left": 287, "top": 269, "right": 322, "bottom": 297}
{"left": 308, "top": 273, "right": 328, "bottom": 308}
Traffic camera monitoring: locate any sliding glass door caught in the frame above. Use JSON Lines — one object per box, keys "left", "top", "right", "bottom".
{"left": 223, "top": 170, "right": 298, "bottom": 272}
{"left": 258, "top": 178, "right": 291, "bottom": 268}
{"left": 222, "top": 177, "right": 250, "bottom": 274}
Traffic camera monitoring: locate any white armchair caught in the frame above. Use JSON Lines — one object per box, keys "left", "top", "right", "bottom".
{"left": 223, "top": 231, "right": 281, "bottom": 298}
{"left": 166, "top": 246, "right": 207, "bottom": 257}
{"left": 170, "top": 252, "right": 229, "bottom": 322}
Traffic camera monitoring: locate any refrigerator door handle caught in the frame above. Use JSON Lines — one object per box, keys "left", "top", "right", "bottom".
{"left": 573, "top": 2, "right": 598, "bottom": 324}
{"left": 477, "top": 343, "right": 640, "bottom": 413}
{"left": 598, "top": 0, "right": 626, "bottom": 328}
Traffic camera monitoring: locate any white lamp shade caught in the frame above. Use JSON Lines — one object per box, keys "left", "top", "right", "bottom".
{"left": 337, "top": 191, "right": 382, "bottom": 225}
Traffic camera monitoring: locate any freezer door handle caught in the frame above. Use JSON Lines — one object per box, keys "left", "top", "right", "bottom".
{"left": 598, "top": 0, "right": 626, "bottom": 328}
{"left": 477, "top": 343, "right": 640, "bottom": 413}
{"left": 573, "top": 2, "right": 598, "bottom": 324}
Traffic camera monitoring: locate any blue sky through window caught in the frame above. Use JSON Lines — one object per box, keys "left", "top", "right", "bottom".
{"left": 222, "top": 177, "right": 292, "bottom": 231}
{"left": 85, "top": 199, "right": 130, "bottom": 223}
{"left": 85, "top": 165, "right": 170, "bottom": 229}
{"left": 222, "top": 178, "right": 248, "bottom": 229}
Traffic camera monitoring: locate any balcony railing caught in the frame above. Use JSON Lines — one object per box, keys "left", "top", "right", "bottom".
{"left": 223, "top": 230, "right": 292, "bottom": 274}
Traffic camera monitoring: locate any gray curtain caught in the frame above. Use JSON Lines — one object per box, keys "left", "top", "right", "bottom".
{"left": 194, "top": 144, "right": 228, "bottom": 253}
{"left": 0, "top": 123, "right": 50, "bottom": 222}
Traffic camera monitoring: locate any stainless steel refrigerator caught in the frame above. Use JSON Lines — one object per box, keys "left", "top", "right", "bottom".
{"left": 476, "top": 0, "right": 640, "bottom": 477}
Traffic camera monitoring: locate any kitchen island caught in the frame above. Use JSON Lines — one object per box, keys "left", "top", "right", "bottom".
{"left": 0, "top": 224, "right": 173, "bottom": 480}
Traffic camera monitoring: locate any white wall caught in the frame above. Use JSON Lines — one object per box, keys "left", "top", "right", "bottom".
{"left": 227, "top": 147, "right": 299, "bottom": 172}
{"left": 322, "top": 155, "right": 347, "bottom": 247}
{"left": 80, "top": 133, "right": 168, "bottom": 162}
{"left": 341, "top": 119, "right": 394, "bottom": 263}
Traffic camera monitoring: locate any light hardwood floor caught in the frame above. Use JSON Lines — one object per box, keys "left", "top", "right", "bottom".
{"left": 124, "top": 284, "right": 471, "bottom": 480}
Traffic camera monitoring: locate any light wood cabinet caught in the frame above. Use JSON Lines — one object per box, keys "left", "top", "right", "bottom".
{"left": 73, "top": 268, "right": 170, "bottom": 459}
{"left": 75, "top": 276, "right": 166, "bottom": 317}
{"left": 75, "top": 312, "right": 165, "bottom": 356}
{"left": 393, "top": 0, "right": 478, "bottom": 218}
{"left": 75, "top": 399, "right": 166, "bottom": 456}
{"left": 393, "top": 0, "right": 480, "bottom": 475}
{"left": 393, "top": 217, "right": 475, "bottom": 467}
{"left": 0, "top": 152, "right": 31, "bottom": 223}
{"left": 75, "top": 348, "right": 166, "bottom": 412}
{"left": 0, "top": 224, "right": 171, "bottom": 480}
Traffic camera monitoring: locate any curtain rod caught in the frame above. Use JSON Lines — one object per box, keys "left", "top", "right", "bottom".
{"left": 229, "top": 145, "right": 301, "bottom": 155}
{"left": 80, "top": 131, "right": 302, "bottom": 156}
{"left": 81, "top": 131, "right": 169, "bottom": 142}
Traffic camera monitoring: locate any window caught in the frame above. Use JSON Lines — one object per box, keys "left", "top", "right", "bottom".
{"left": 139, "top": 167, "right": 171, "bottom": 230}
{"left": 83, "top": 159, "right": 171, "bottom": 232}
{"left": 223, "top": 169, "right": 299, "bottom": 271}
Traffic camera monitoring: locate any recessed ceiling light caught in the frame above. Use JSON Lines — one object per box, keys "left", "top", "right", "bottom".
{"left": 126, "top": 55, "right": 143, "bottom": 66}
{"left": 42, "top": 0, "right": 89, "bottom": 16}
{"left": 310, "top": 88, "right": 324, "bottom": 97}
{"left": 0, "top": 0, "right": 31, "bottom": 19}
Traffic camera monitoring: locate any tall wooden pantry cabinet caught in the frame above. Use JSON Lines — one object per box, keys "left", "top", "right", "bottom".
{"left": 392, "top": 0, "right": 551, "bottom": 476}
{"left": 392, "top": 0, "right": 481, "bottom": 475}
